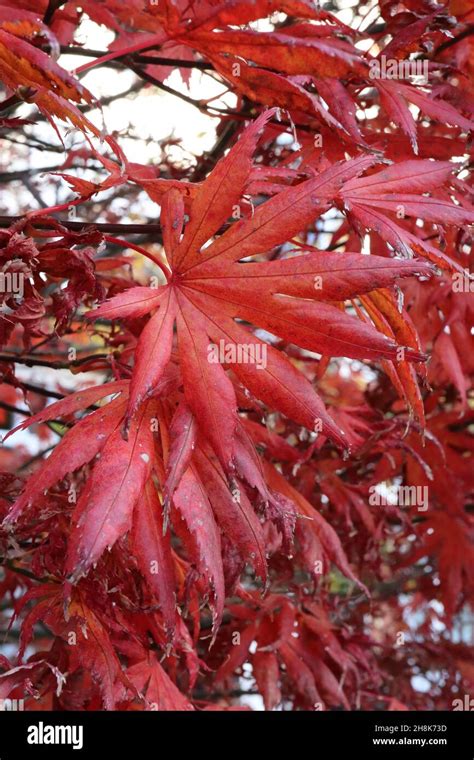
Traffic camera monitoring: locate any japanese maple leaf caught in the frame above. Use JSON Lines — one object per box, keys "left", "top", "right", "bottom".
{"left": 2, "top": 380, "right": 175, "bottom": 595}
{"left": 215, "top": 595, "right": 357, "bottom": 710}
{"left": 10, "top": 584, "right": 132, "bottom": 710}
{"left": 2, "top": 374, "right": 192, "bottom": 638}
{"left": 2, "top": 380, "right": 129, "bottom": 525}
{"left": 0, "top": 11, "right": 99, "bottom": 137}
{"left": 89, "top": 110, "right": 431, "bottom": 473}
{"left": 375, "top": 79, "right": 474, "bottom": 155}
{"left": 402, "top": 510, "right": 474, "bottom": 620}
{"left": 341, "top": 160, "right": 474, "bottom": 272}
{"left": 122, "top": 654, "right": 194, "bottom": 711}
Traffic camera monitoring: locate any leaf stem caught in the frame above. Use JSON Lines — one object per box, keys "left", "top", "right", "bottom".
{"left": 103, "top": 235, "right": 170, "bottom": 279}
{"left": 74, "top": 32, "right": 170, "bottom": 74}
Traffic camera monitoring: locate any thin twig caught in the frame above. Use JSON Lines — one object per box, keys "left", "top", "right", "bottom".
{"left": 0, "top": 215, "right": 163, "bottom": 235}
{"left": 18, "top": 445, "right": 56, "bottom": 471}
{"left": 103, "top": 234, "right": 170, "bottom": 278}
{"left": 43, "top": 0, "right": 67, "bottom": 25}
{"left": 59, "top": 46, "right": 214, "bottom": 71}
{"left": 0, "top": 401, "right": 30, "bottom": 417}
{"left": 0, "top": 352, "right": 110, "bottom": 370}
{"left": 127, "top": 60, "right": 238, "bottom": 116}
{"left": 434, "top": 25, "right": 474, "bottom": 56}
{"left": 0, "top": 558, "right": 53, "bottom": 583}
{"left": 0, "top": 378, "right": 64, "bottom": 400}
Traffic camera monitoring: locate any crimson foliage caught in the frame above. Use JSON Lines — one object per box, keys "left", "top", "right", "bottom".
{"left": 0, "top": 0, "right": 473, "bottom": 711}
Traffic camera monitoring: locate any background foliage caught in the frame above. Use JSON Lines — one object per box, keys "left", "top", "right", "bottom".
{"left": 0, "top": 0, "right": 473, "bottom": 711}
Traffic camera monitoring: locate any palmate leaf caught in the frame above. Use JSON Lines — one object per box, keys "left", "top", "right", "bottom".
{"left": 65, "top": 400, "right": 156, "bottom": 584}
{"left": 123, "top": 653, "right": 194, "bottom": 711}
{"left": 0, "top": 15, "right": 99, "bottom": 137}
{"left": 9, "top": 584, "right": 131, "bottom": 710}
{"left": 341, "top": 160, "right": 474, "bottom": 271}
{"left": 90, "top": 112, "right": 436, "bottom": 475}
{"left": 215, "top": 594, "right": 356, "bottom": 710}
{"left": 402, "top": 511, "right": 474, "bottom": 620}
{"left": 3, "top": 382, "right": 129, "bottom": 524}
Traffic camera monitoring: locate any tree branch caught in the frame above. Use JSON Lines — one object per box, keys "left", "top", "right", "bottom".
{"left": 0, "top": 352, "right": 111, "bottom": 370}
{"left": 127, "top": 60, "right": 241, "bottom": 117}
{"left": 0, "top": 401, "right": 30, "bottom": 417}
{"left": 434, "top": 25, "right": 474, "bottom": 56}
{"left": 43, "top": 0, "right": 67, "bottom": 25}
{"left": 59, "top": 46, "right": 214, "bottom": 71}
{"left": 0, "top": 215, "right": 163, "bottom": 235}
{"left": 0, "top": 378, "right": 65, "bottom": 400}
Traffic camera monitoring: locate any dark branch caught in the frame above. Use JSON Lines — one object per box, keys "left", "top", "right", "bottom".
{"left": 1, "top": 378, "right": 65, "bottom": 400}
{"left": 59, "top": 46, "right": 214, "bottom": 71}
{"left": 0, "top": 215, "right": 163, "bottom": 235}
{"left": 0, "top": 352, "right": 111, "bottom": 370}
{"left": 127, "top": 60, "right": 239, "bottom": 116}
{"left": 0, "top": 401, "right": 31, "bottom": 417}
{"left": 43, "top": 0, "right": 67, "bottom": 25}
{"left": 434, "top": 25, "right": 474, "bottom": 55}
